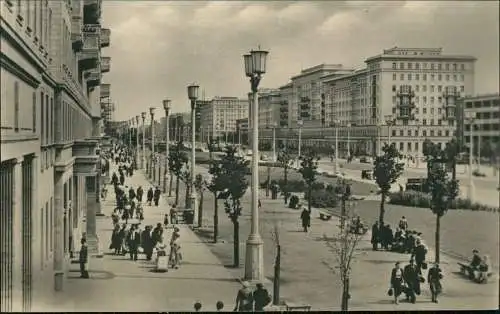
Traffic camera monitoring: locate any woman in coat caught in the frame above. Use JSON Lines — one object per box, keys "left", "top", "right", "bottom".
{"left": 390, "top": 261, "right": 404, "bottom": 304}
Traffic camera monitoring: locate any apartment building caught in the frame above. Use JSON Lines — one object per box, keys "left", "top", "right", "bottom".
{"left": 199, "top": 96, "right": 249, "bottom": 142}
{"left": 0, "top": 0, "right": 111, "bottom": 311}
{"left": 323, "top": 47, "right": 476, "bottom": 156}
{"left": 458, "top": 94, "right": 500, "bottom": 157}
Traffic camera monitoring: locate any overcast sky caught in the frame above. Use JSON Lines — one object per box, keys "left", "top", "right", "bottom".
{"left": 101, "top": 1, "right": 499, "bottom": 121}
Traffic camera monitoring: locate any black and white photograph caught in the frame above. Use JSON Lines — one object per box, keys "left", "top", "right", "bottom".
{"left": 0, "top": 0, "right": 498, "bottom": 312}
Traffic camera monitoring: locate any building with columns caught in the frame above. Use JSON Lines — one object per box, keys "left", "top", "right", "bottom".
{"left": 0, "top": 0, "right": 111, "bottom": 311}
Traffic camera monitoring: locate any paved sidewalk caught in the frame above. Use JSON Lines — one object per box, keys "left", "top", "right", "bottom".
{"left": 37, "top": 163, "right": 241, "bottom": 312}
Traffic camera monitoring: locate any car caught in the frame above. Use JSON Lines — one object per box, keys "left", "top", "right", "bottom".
{"left": 360, "top": 156, "right": 373, "bottom": 163}
{"left": 361, "top": 170, "right": 373, "bottom": 180}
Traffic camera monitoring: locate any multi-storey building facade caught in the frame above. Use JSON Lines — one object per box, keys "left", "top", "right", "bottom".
{"left": 458, "top": 94, "right": 500, "bottom": 157}
{"left": 199, "top": 96, "right": 249, "bottom": 142}
{"left": 257, "top": 88, "right": 280, "bottom": 128}
{"left": 168, "top": 112, "right": 190, "bottom": 142}
{"left": 323, "top": 47, "right": 476, "bottom": 156}
{"left": 0, "top": 0, "right": 111, "bottom": 311}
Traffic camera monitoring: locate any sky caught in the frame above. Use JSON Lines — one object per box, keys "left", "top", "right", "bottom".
{"left": 101, "top": 0, "right": 500, "bottom": 121}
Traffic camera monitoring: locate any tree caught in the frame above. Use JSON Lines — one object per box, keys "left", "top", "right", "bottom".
{"left": 270, "top": 222, "right": 281, "bottom": 306}
{"left": 323, "top": 198, "right": 363, "bottom": 311}
{"left": 298, "top": 149, "right": 320, "bottom": 212}
{"left": 219, "top": 146, "right": 250, "bottom": 267}
{"left": 424, "top": 142, "right": 459, "bottom": 264}
{"left": 444, "top": 138, "right": 460, "bottom": 181}
{"left": 207, "top": 155, "right": 225, "bottom": 243}
{"left": 168, "top": 141, "right": 189, "bottom": 206}
{"left": 277, "top": 149, "right": 294, "bottom": 204}
{"left": 373, "top": 144, "right": 405, "bottom": 225}
{"left": 180, "top": 164, "right": 193, "bottom": 209}
{"left": 194, "top": 174, "right": 206, "bottom": 229}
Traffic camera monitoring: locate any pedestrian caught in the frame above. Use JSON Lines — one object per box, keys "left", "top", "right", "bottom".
{"left": 154, "top": 186, "right": 161, "bottom": 206}
{"left": 258, "top": 199, "right": 262, "bottom": 209}
{"left": 110, "top": 224, "right": 121, "bottom": 255}
{"left": 234, "top": 282, "right": 254, "bottom": 312}
{"left": 403, "top": 258, "right": 421, "bottom": 304}
{"left": 128, "top": 187, "right": 136, "bottom": 201}
{"left": 253, "top": 283, "right": 271, "bottom": 311}
{"left": 79, "top": 238, "right": 89, "bottom": 278}
{"left": 216, "top": 301, "right": 224, "bottom": 311}
{"left": 170, "top": 205, "right": 178, "bottom": 225}
{"left": 118, "top": 224, "right": 127, "bottom": 255}
{"left": 169, "top": 233, "right": 181, "bottom": 269}
{"left": 136, "top": 186, "right": 144, "bottom": 202}
{"left": 300, "top": 207, "right": 311, "bottom": 232}
{"left": 119, "top": 174, "right": 125, "bottom": 186}
{"left": 147, "top": 187, "right": 154, "bottom": 206}
{"left": 152, "top": 223, "right": 164, "bottom": 247}
{"left": 411, "top": 239, "right": 428, "bottom": 274}
{"left": 141, "top": 225, "right": 154, "bottom": 261}
{"left": 398, "top": 216, "right": 408, "bottom": 231}
{"left": 127, "top": 225, "right": 140, "bottom": 261}
{"left": 427, "top": 263, "right": 443, "bottom": 303}
{"left": 389, "top": 261, "right": 404, "bottom": 304}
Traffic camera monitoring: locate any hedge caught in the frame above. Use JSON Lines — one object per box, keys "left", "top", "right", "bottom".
{"left": 388, "top": 191, "right": 499, "bottom": 212}
{"left": 305, "top": 189, "right": 339, "bottom": 208}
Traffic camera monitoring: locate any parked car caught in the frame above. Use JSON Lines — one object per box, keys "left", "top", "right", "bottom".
{"left": 360, "top": 156, "right": 373, "bottom": 164}
{"left": 361, "top": 170, "right": 373, "bottom": 180}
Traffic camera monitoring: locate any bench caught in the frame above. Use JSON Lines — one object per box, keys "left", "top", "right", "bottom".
{"left": 458, "top": 262, "right": 493, "bottom": 283}
{"left": 318, "top": 210, "right": 332, "bottom": 221}
{"left": 284, "top": 301, "right": 311, "bottom": 311}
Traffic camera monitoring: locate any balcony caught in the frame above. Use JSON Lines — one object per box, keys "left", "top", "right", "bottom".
{"left": 100, "top": 83, "right": 110, "bottom": 98}
{"left": 71, "top": 16, "right": 83, "bottom": 52}
{"left": 101, "top": 57, "right": 110, "bottom": 73}
{"left": 78, "top": 24, "right": 100, "bottom": 71}
{"left": 85, "top": 66, "right": 101, "bottom": 89}
{"left": 83, "top": 0, "right": 101, "bottom": 25}
{"left": 100, "top": 28, "right": 110, "bottom": 47}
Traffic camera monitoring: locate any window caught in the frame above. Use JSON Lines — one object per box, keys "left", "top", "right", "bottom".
{"left": 32, "top": 92, "right": 36, "bottom": 132}
{"left": 416, "top": 85, "right": 420, "bottom": 92}
{"left": 51, "top": 98, "right": 54, "bottom": 143}
{"left": 400, "top": 62, "right": 404, "bottom": 70}
{"left": 438, "top": 108, "right": 442, "bottom": 114}
{"left": 415, "top": 107, "right": 419, "bottom": 114}
{"left": 415, "top": 63, "right": 420, "bottom": 70}
{"left": 423, "top": 85, "right": 427, "bottom": 92}
{"left": 415, "top": 142, "right": 419, "bottom": 152}
{"left": 392, "top": 96, "right": 397, "bottom": 104}
{"left": 430, "top": 107, "right": 434, "bottom": 114}
{"left": 415, "top": 96, "right": 420, "bottom": 103}
{"left": 26, "top": 2, "right": 31, "bottom": 30}
{"left": 45, "top": 94, "right": 49, "bottom": 144}
{"left": 431, "top": 97, "right": 435, "bottom": 105}
{"left": 431, "top": 74, "right": 435, "bottom": 81}
{"left": 392, "top": 130, "right": 396, "bottom": 137}
{"left": 460, "top": 64, "right": 465, "bottom": 70}
{"left": 460, "top": 74, "right": 464, "bottom": 81}
{"left": 430, "top": 85, "right": 435, "bottom": 92}
{"left": 40, "top": 92, "right": 44, "bottom": 145}
{"left": 408, "top": 74, "right": 412, "bottom": 80}
{"left": 445, "top": 130, "right": 450, "bottom": 137}
{"left": 446, "top": 74, "right": 450, "bottom": 81}
{"left": 438, "top": 64, "right": 442, "bottom": 70}
{"left": 461, "top": 86, "right": 464, "bottom": 92}
{"left": 423, "top": 130, "right": 427, "bottom": 136}
{"left": 407, "top": 130, "right": 412, "bottom": 136}
{"left": 14, "top": 82, "right": 20, "bottom": 132}
{"left": 438, "top": 96, "right": 442, "bottom": 103}
{"left": 392, "top": 62, "right": 397, "bottom": 69}
{"left": 400, "top": 74, "right": 404, "bottom": 80}
{"left": 415, "top": 74, "right": 419, "bottom": 80}
{"left": 423, "top": 74, "right": 427, "bottom": 81}
{"left": 430, "top": 119, "right": 434, "bottom": 125}
{"left": 438, "top": 120, "right": 442, "bottom": 126}
{"left": 438, "top": 74, "right": 442, "bottom": 81}
{"left": 445, "top": 64, "right": 450, "bottom": 70}
{"left": 399, "top": 142, "right": 404, "bottom": 151}
{"left": 430, "top": 130, "right": 435, "bottom": 136}
{"left": 392, "top": 85, "right": 397, "bottom": 92}
{"left": 453, "top": 74, "right": 457, "bottom": 81}
{"left": 407, "top": 142, "right": 412, "bottom": 151}
{"left": 392, "top": 73, "right": 396, "bottom": 80}
{"left": 399, "top": 130, "right": 404, "bottom": 136}
{"left": 423, "top": 63, "right": 427, "bottom": 69}
{"left": 430, "top": 63, "right": 435, "bottom": 70}
{"left": 408, "top": 63, "right": 412, "bottom": 69}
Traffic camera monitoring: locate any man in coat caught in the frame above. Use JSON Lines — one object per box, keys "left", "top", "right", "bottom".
{"left": 128, "top": 187, "right": 136, "bottom": 201}
{"left": 141, "top": 225, "right": 154, "bottom": 261}
{"left": 136, "top": 186, "right": 144, "bottom": 203}
{"left": 79, "top": 238, "right": 89, "bottom": 278}
{"left": 147, "top": 187, "right": 154, "bottom": 206}
{"left": 427, "top": 263, "right": 443, "bottom": 303}
{"left": 154, "top": 186, "right": 161, "bottom": 206}
{"left": 411, "top": 239, "right": 428, "bottom": 274}
{"left": 403, "top": 258, "right": 421, "bottom": 304}
{"left": 300, "top": 207, "right": 311, "bottom": 232}
{"left": 371, "top": 221, "right": 380, "bottom": 250}
{"left": 127, "top": 225, "right": 141, "bottom": 261}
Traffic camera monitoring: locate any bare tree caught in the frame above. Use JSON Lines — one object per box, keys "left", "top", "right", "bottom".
{"left": 323, "top": 199, "right": 363, "bottom": 312}
{"left": 270, "top": 222, "right": 281, "bottom": 306}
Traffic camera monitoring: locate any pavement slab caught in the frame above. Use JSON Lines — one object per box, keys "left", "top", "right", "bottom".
{"left": 36, "top": 163, "right": 242, "bottom": 312}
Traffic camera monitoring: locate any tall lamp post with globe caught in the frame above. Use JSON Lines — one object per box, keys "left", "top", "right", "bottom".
{"left": 149, "top": 107, "right": 156, "bottom": 181}
{"left": 141, "top": 112, "right": 146, "bottom": 170}
{"left": 243, "top": 47, "right": 269, "bottom": 282}
{"left": 187, "top": 84, "right": 200, "bottom": 224}
{"left": 135, "top": 115, "right": 140, "bottom": 169}
{"left": 163, "top": 99, "right": 171, "bottom": 194}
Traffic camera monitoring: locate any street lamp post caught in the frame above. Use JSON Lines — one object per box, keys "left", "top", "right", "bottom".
{"left": 135, "top": 115, "right": 140, "bottom": 169}
{"left": 464, "top": 111, "right": 476, "bottom": 202}
{"left": 163, "top": 100, "right": 171, "bottom": 194}
{"left": 297, "top": 119, "right": 303, "bottom": 167}
{"left": 128, "top": 120, "right": 132, "bottom": 148}
{"left": 271, "top": 122, "right": 278, "bottom": 162}
{"left": 141, "top": 112, "right": 146, "bottom": 170}
{"left": 187, "top": 84, "right": 200, "bottom": 224}
{"left": 346, "top": 123, "right": 351, "bottom": 158}
{"left": 333, "top": 120, "right": 340, "bottom": 175}
{"left": 150, "top": 107, "right": 156, "bottom": 181}
{"left": 243, "top": 47, "right": 269, "bottom": 282}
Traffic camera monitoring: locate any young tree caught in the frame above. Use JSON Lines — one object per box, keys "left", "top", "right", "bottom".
{"left": 323, "top": 199, "right": 363, "bottom": 311}
{"left": 194, "top": 174, "right": 206, "bottom": 228}
{"left": 444, "top": 137, "right": 460, "bottom": 181}
{"left": 373, "top": 144, "right": 405, "bottom": 225}
{"left": 277, "top": 149, "right": 294, "bottom": 204}
{"left": 298, "top": 149, "right": 320, "bottom": 212}
{"left": 207, "top": 156, "right": 224, "bottom": 243}
{"left": 219, "top": 146, "right": 250, "bottom": 267}
{"left": 180, "top": 164, "right": 193, "bottom": 209}
{"left": 424, "top": 142, "right": 459, "bottom": 264}
{"left": 168, "top": 141, "right": 189, "bottom": 206}
{"left": 270, "top": 222, "right": 281, "bottom": 306}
